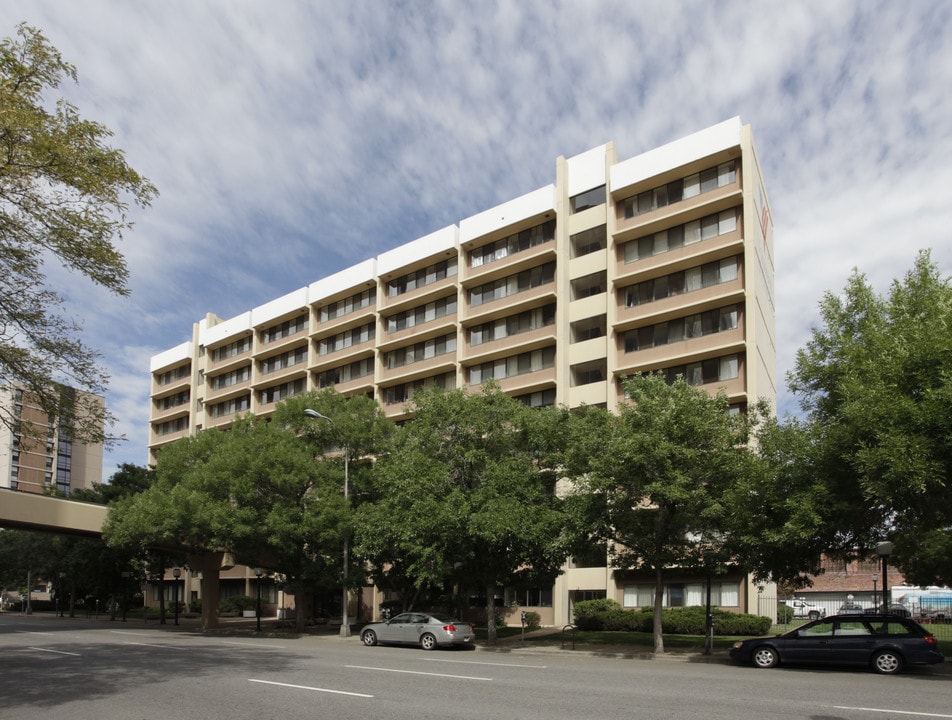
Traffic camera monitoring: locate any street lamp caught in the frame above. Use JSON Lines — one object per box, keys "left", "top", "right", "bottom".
{"left": 58, "top": 572, "right": 66, "bottom": 617}
{"left": 304, "top": 408, "right": 351, "bottom": 638}
{"left": 255, "top": 568, "right": 263, "bottom": 632}
{"left": 120, "top": 571, "right": 131, "bottom": 622}
{"left": 872, "top": 572, "right": 879, "bottom": 601}
{"left": 876, "top": 542, "right": 893, "bottom": 613}
{"left": 172, "top": 567, "right": 181, "bottom": 626}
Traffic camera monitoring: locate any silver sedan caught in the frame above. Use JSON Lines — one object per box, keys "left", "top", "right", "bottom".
{"left": 360, "top": 612, "right": 475, "bottom": 650}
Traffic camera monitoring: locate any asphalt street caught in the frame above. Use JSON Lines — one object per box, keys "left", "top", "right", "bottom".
{"left": 1, "top": 613, "right": 950, "bottom": 720}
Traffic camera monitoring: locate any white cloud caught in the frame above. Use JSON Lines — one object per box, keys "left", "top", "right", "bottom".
{"left": 4, "top": 0, "right": 951, "bottom": 475}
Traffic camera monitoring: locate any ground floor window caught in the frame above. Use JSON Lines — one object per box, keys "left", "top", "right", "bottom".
{"left": 623, "top": 582, "right": 739, "bottom": 608}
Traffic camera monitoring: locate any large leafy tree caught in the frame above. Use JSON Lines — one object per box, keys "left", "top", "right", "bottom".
{"left": 782, "top": 250, "right": 952, "bottom": 584}
{"left": 0, "top": 23, "right": 157, "bottom": 442}
{"left": 105, "top": 390, "right": 392, "bottom": 632}
{"left": 565, "top": 373, "right": 755, "bottom": 654}
{"left": 354, "top": 384, "right": 569, "bottom": 645}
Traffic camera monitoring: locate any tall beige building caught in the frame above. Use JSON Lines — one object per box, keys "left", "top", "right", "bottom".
{"left": 149, "top": 117, "right": 776, "bottom": 625}
{"left": 0, "top": 384, "right": 104, "bottom": 495}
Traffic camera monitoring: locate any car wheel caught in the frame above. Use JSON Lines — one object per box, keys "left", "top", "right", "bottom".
{"left": 808, "top": 611, "right": 820, "bottom": 620}
{"left": 420, "top": 633, "right": 437, "bottom": 651}
{"left": 752, "top": 646, "right": 779, "bottom": 669}
{"left": 871, "top": 650, "right": 903, "bottom": 675}
{"left": 361, "top": 630, "right": 378, "bottom": 647}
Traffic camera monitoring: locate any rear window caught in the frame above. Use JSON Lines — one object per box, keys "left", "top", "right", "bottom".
{"left": 871, "top": 621, "right": 914, "bottom": 636}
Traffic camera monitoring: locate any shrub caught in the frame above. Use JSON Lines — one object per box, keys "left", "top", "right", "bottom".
{"left": 521, "top": 611, "right": 541, "bottom": 630}
{"left": 571, "top": 599, "right": 772, "bottom": 635}
{"left": 220, "top": 595, "right": 257, "bottom": 613}
{"left": 776, "top": 603, "right": 793, "bottom": 624}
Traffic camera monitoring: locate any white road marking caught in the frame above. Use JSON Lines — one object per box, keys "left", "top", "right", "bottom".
{"left": 346, "top": 664, "right": 492, "bottom": 681}
{"left": 827, "top": 706, "right": 952, "bottom": 718}
{"left": 221, "top": 641, "right": 286, "bottom": 649}
{"left": 121, "top": 641, "right": 189, "bottom": 650}
{"left": 110, "top": 630, "right": 162, "bottom": 637}
{"left": 249, "top": 679, "right": 372, "bottom": 698}
{"left": 26, "top": 647, "right": 81, "bottom": 656}
{"left": 425, "top": 657, "right": 547, "bottom": 669}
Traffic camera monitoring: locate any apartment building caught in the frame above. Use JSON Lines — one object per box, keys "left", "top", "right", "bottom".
{"left": 0, "top": 384, "right": 103, "bottom": 495}
{"left": 148, "top": 117, "right": 776, "bottom": 625}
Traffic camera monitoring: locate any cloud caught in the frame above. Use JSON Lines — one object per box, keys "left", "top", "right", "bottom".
{"left": 4, "top": 0, "right": 951, "bottom": 475}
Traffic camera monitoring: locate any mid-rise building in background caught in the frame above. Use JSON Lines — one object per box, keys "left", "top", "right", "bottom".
{"left": 0, "top": 384, "right": 103, "bottom": 495}
{"left": 148, "top": 117, "right": 776, "bottom": 625}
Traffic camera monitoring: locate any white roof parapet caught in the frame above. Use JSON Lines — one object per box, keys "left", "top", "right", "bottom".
{"left": 251, "top": 287, "right": 309, "bottom": 327}
{"left": 377, "top": 225, "right": 459, "bottom": 276}
{"left": 566, "top": 145, "right": 608, "bottom": 197}
{"left": 149, "top": 341, "right": 193, "bottom": 373}
{"left": 200, "top": 311, "right": 252, "bottom": 347}
{"left": 308, "top": 258, "right": 377, "bottom": 304}
{"left": 459, "top": 185, "right": 556, "bottom": 244}
{"left": 610, "top": 117, "right": 743, "bottom": 192}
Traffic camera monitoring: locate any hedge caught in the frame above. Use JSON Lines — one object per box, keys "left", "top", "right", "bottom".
{"left": 572, "top": 599, "right": 772, "bottom": 635}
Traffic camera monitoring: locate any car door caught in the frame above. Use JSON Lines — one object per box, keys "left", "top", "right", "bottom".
{"left": 830, "top": 619, "right": 876, "bottom": 664}
{"left": 379, "top": 613, "right": 413, "bottom": 644}
{"left": 784, "top": 619, "right": 834, "bottom": 663}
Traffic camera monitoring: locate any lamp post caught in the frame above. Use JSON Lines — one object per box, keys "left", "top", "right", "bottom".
{"left": 304, "top": 408, "right": 351, "bottom": 638}
{"left": 120, "top": 571, "right": 131, "bottom": 622}
{"left": 876, "top": 542, "right": 893, "bottom": 613}
{"left": 58, "top": 572, "right": 66, "bottom": 617}
{"left": 255, "top": 568, "right": 263, "bottom": 632}
{"left": 872, "top": 572, "right": 879, "bottom": 604}
{"left": 172, "top": 567, "right": 181, "bottom": 626}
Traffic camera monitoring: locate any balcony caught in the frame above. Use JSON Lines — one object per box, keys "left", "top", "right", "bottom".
{"left": 614, "top": 327, "right": 746, "bottom": 375}
{"left": 614, "top": 278, "right": 745, "bottom": 331}
{"left": 614, "top": 229, "right": 744, "bottom": 286}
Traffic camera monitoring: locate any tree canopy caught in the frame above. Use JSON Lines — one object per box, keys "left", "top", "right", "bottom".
{"left": 0, "top": 23, "right": 157, "bottom": 442}
{"left": 353, "top": 383, "right": 569, "bottom": 645}
{"left": 565, "top": 373, "right": 757, "bottom": 653}
{"left": 782, "top": 250, "right": 952, "bottom": 585}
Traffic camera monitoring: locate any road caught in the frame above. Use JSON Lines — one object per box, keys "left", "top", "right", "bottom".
{"left": 1, "top": 614, "right": 950, "bottom": 720}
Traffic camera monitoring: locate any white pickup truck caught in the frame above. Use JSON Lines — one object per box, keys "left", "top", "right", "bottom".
{"left": 782, "top": 599, "right": 826, "bottom": 620}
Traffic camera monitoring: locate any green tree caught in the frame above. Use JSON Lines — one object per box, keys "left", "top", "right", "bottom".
{"left": 783, "top": 250, "right": 952, "bottom": 584}
{"left": 104, "top": 390, "right": 392, "bottom": 632}
{"left": 565, "top": 373, "right": 755, "bottom": 654}
{"left": 354, "top": 384, "right": 568, "bottom": 645}
{"left": 0, "top": 23, "right": 157, "bottom": 442}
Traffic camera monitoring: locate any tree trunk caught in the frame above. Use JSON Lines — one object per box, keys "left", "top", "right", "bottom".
{"left": 484, "top": 583, "right": 497, "bottom": 645}
{"left": 653, "top": 566, "right": 665, "bottom": 654}
{"left": 188, "top": 552, "right": 222, "bottom": 630}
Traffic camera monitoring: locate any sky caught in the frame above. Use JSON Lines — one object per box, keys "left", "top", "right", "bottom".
{"left": 5, "top": 1, "right": 952, "bottom": 480}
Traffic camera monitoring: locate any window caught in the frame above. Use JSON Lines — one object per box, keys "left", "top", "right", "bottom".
{"left": 622, "top": 305, "right": 738, "bottom": 352}
{"left": 571, "top": 316, "right": 606, "bottom": 343}
{"left": 211, "top": 337, "right": 252, "bottom": 362}
{"left": 387, "top": 258, "right": 457, "bottom": 298}
{"left": 623, "top": 582, "right": 739, "bottom": 608}
{"left": 468, "top": 346, "right": 556, "bottom": 385}
{"left": 261, "top": 315, "right": 308, "bottom": 344}
{"left": 515, "top": 388, "right": 556, "bottom": 408}
{"left": 660, "top": 354, "right": 740, "bottom": 387}
{"left": 157, "top": 365, "right": 191, "bottom": 385}
{"left": 384, "top": 333, "right": 456, "bottom": 369}
{"left": 320, "top": 288, "right": 375, "bottom": 322}
{"left": 260, "top": 347, "right": 307, "bottom": 375}
{"left": 316, "top": 357, "right": 375, "bottom": 388}
{"left": 384, "top": 372, "right": 455, "bottom": 405}
{"left": 319, "top": 322, "right": 375, "bottom": 355}
{"left": 623, "top": 161, "right": 736, "bottom": 218}
{"left": 470, "top": 262, "right": 556, "bottom": 307}
{"left": 623, "top": 209, "right": 740, "bottom": 264}
{"left": 571, "top": 271, "right": 606, "bottom": 300}
{"left": 469, "top": 304, "right": 555, "bottom": 346}
{"left": 208, "top": 395, "right": 250, "bottom": 418}
{"left": 570, "top": 225, "right": 607, "bottom": 258}
{"left": 570, "top": 185, "right": 605, "bottom": 213}
{"left": 386, "top": 295, "right": 457, "bottom": 333}
{"left": 624, "top": 257, "right": 738, "bottom": 308}
{"left": 259, "top": 378, "right": 306, "bottom": 404}
{"left": 210, "top": 366, "right": 251, "bottom": 390}
{"left": 570, "top": 359, "right": 606, "bottom": 386}
{"left": 469, "top": 220, "right": 555, "bottom": 268}
{"left": 157, "top": 391, "right": 190, "bottom": 410}
{"left": 156, "top": 417, "right": 189, "bottom": 436}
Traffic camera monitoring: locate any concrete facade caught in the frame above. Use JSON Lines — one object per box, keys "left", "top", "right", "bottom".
{"left": 148, "top": 117, "right": 776, "bottom": 625}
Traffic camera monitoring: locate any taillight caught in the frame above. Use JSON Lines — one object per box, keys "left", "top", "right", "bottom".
{"left": 925, "top": 634, "right": 937, "bottom": 647}
{"left": 443, "top": 624, "right": 456, "bottom": 632}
